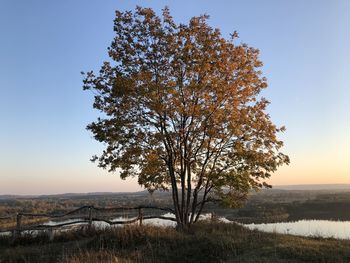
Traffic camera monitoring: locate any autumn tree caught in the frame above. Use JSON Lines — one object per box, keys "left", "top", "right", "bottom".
{"left": 83, "top": 7, "right": 289, "bottom": 229}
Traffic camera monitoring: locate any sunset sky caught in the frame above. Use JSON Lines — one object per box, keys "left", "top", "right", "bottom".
{"left": 1, "top": 0, "right": 349, "bottom": 195}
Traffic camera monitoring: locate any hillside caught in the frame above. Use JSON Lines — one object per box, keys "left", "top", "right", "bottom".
{"left": 1, "top": 222, "right": 350, "bottom": 262}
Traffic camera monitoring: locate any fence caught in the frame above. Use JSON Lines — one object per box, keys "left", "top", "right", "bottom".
{"left": 0, "top": 205, "right": 176, "bottom": 239}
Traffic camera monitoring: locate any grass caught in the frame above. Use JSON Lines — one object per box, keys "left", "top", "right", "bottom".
{"left": 0, "top": 217, "right": 49, "bottom": 230}
{"left": 0, "top": 221, "right": 350, "bottom": 262}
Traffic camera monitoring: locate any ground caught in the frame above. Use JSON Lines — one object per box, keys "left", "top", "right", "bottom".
{"left": 1, "top": 221, "right": 350, "bottom": 262}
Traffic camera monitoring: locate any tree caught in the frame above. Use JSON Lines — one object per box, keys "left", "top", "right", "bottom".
{"left": 83, "top": 6, "right": 289, "bottom": 229}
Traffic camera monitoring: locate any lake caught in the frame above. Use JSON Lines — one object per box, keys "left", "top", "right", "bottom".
{"left": 243, "top": 220, "right": 350, "bottom": 240}
{"left": 2, "top": 214, "right": 350, "bottom": 240}
{"left": 36, "top": 216, "right": 350, "bottom": 240}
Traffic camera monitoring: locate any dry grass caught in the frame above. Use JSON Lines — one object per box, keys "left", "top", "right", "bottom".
{"left": 0, "top": 217, "right": 49, "bottom": 230}
{"left": 1, "top": 222, "right": 350, "bottom": 262}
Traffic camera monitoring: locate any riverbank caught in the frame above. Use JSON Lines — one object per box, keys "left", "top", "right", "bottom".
{"left": 1, "top": 221, "right": 350, "bottom": 262}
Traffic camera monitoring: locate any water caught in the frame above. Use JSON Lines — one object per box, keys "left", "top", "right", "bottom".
{"left": 3, "top": 215, "right": 350, "bottom": 240}
{"left": 244, "top": 220, "right": 350, "bottom": 240}
{"left": 0, "top": 213, "right": 212, "bottom": 236}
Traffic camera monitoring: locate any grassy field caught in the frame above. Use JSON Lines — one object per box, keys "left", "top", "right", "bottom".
{"left": 1, "top": 221, "right": 350, "bottom": 263}
{"left": 2, "top": 189, "right": 350, "bottom": 226}
{"left": 1, "top": 190, "right": 350, "bottom": 262}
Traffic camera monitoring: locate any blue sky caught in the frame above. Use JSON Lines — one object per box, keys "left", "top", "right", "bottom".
{"left": 0, "top": 1, "right": 349, "bottom": 194}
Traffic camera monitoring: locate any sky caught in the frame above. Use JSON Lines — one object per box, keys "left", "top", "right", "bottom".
{"left": 0, "top": 0, "right": 349, "bottom": 195}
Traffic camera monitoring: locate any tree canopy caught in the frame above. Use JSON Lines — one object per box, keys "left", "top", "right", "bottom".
{"left": 83, "top": 6, "right": 289, "bottom": 228}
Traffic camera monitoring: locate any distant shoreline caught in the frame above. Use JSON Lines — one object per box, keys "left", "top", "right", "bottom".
{"left": 273, "top": 184, "right": 350, "bottom": 191}
{"left": 2, "top": 184, "right": 350, "bottom": 198}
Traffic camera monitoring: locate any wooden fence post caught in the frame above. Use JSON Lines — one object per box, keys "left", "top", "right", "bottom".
{"left": 138, "top": 208, "right": 143, "bottom": 226}
{"left": 88, "top": 206, "right": 93, "bottom": 230}
{"left": 15, "top": 213, "right": 22, "bottom": 238}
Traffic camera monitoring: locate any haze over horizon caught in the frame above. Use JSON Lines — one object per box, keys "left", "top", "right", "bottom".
{"left": 1, "top": 0, "right": 350, "bottom": 195}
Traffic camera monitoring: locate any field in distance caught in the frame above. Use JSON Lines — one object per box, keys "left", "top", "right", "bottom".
{"left": 1, "top": 185, "right": 350, "bottom": 262}
{"left": 1, "top": 184, "right": 350, "bottom": 224}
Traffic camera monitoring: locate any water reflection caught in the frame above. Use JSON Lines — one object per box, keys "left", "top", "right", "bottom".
{"left": 244, "top": 220, "right": 350, "bottom": 240}
{"left": 3, "top": 215, "right": 350, "bottom": 240}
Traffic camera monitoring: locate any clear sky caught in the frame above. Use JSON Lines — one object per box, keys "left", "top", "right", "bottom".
{"left": 0, "top": 0, "right": 349, "bottom": 195}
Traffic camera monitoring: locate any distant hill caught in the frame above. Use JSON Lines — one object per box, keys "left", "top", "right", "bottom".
{"left": 2, "top": 184, "right": 350, "bottom": 199}
{"left": 273, "top": 184, "right": 350, "bottom": 191}
{"left": 0, "top": 191, "right": 149, "bottom": 200}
